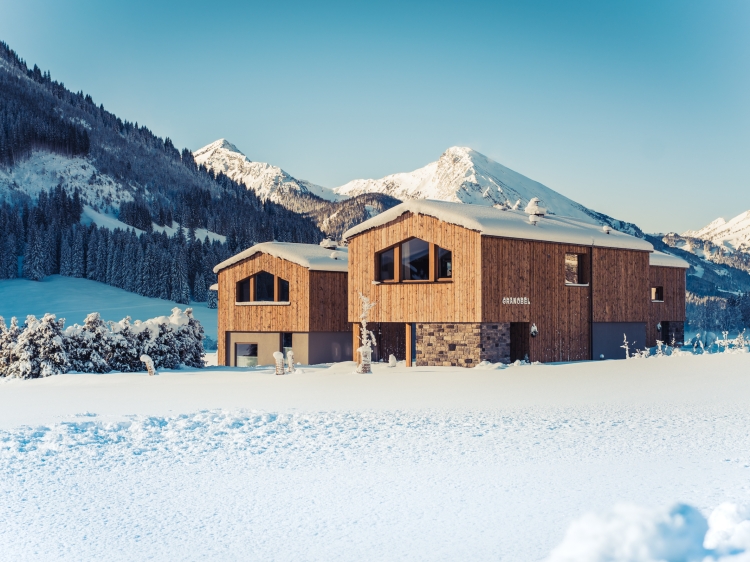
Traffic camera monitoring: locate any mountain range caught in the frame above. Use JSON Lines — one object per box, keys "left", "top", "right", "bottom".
{"left": 194, "top": 140, "right": 644, "bottom": 237}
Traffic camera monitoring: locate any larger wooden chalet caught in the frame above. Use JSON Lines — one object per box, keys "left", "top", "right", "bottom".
{"left": 213, "top": 241, "right": 351, "bottom": 366}
{"left": 342, "top": 199, "right": 689, "bottom": 366}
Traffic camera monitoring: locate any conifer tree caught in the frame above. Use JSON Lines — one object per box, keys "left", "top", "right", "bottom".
{"left": 7, "top": 314, "right": 69, "bottom": 378}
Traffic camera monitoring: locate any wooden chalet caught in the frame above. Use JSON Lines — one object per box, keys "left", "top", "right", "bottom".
{"left": 213, "top": 241, "right": 351, "bottom": 366}
{"left": 342, "top": 199, "right": 689, "bottom": 366}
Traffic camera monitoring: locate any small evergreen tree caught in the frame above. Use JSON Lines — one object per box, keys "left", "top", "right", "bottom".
{"left": 65, "top": 312, "right": 111, "bottom": 373}
{"left": 8, "top": 314, "right": 69, "bottom": 378}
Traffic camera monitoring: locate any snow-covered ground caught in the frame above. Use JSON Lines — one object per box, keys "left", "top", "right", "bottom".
{"left": 2, "top": 354, "right": 750, "bottom": 560}
{"left": 0, "top": 275, "right": 218, "bottom": 342}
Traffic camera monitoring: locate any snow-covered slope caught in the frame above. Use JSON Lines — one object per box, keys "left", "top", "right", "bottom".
{"left": 333, "top": 146, "right": 628, "bottom": 228}
{"left": 193, "top": 139, "right": 338, "bottom": 203}
{"left": 682, "top": 211, "right": 750, "bottom": 254}
{"left": 0, "top": 151, "right": 133, "bottom": 209}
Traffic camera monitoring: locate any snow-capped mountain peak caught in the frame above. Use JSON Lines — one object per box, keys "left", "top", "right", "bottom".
{"left": 681, "top": 211, "right": 750, "bottom": 253}
{"left": 193, "top": 140, "right": 338, "bottom": 203}
{"left": 332, "top": 146, "right": 639, "bottom": 231}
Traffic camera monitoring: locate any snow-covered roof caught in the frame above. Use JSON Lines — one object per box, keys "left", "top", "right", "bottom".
{"left": 213, "top": 242, "right": 348, "bottom": 274}
{"left": 649, "top": 250, "right": 690, "bottom": 268}
{"left": 209, "top": 283, "right": 218, "bottom": 291}
{"left": 342, "top": 200, "right": 653, "bottom": 252}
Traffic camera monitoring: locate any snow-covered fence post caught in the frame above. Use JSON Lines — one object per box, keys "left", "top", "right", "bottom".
{"left": 140, "top": 354, "right": 156, "bottom": 376}
{"left": 621, "top": 334, "right": 630, "bottom": 359}
{"left": 286, "top": 350, "right": 295, "bottom": 373}
{"left": 356, "top": 292, "right": 377, "bottom": 374}
{"left": 273, "top": 351, "right": 285, "bottom": 375}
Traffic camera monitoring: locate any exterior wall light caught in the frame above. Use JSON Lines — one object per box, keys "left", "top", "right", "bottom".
{"left": 657, "top": 322, "right": 662, "bottom": 332}
{"left": 530, "top": 323, "right": 538, "bottom": 337}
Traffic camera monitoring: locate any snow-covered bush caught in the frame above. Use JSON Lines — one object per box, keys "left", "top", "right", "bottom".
{"left": 6, "top": 314, "right": 69, "bottom": 379}
{"left": 108, "top": 317, "right": 150, "bottom": 372}
{"left": 0, "top": 316, "right": 22, "bottom": 376}
{"left": 65, "top": 312, "right": 112, "bottom": 373}
{"left": 0, "top": 308, "right": 206, "bottom": 378}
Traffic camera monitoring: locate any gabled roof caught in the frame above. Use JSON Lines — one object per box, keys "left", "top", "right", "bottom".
{"left": 213, "top": 242, "right": 348, "bottom": 274}
{"left": 649, "top": 250, "right": 690, "bottom": 268}
{"left": 342, "top": 200, "right": 654, "bottom": 252}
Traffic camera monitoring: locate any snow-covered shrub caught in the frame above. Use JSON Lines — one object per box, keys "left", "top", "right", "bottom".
{"left": 7, "top": 314, "right": 69, "bottom": 379}
{"left": 108, "top": 317, "right": 150, "bottom": 372}
{"left": 65, "top": 312, "right": 112, "bottom": 373}
{"left": 0, "top": 317, "right": 22, "bottom": 376}
{"left": 143, "top": 322, "right": 181, "bottom": 370}
{"left": 173, "top": 308, "right": 205, "bottom": 368}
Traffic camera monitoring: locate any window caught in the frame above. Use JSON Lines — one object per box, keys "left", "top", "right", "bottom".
{"left": 652, "top": 286, "right": 664, "bottom": 302}
{"left": 438, "top": 247, "right": 452, "bottom": 279}
{"left": 565, "top": 253, "right": 587, "bottom": 285}
{"left": 376, "top": 240, "right": 453, "bottom": 283}
{"left": 402, "top": 238, "right": 430, "bottom": 281}
{"left": 278, "top": 277, "right": 289, "bottom": 301}
{"left": 236, "top": 278, "right": 251, "bottom": 302}
{"left": 378, "top": 248, "right": 395, "bottom": 281}
{"left": 255, "top": 271, "right": 275, "bottom": 301}
{"left": 236, "top": 343, "right": 258, "bottom": 367}
{"left": 282, "top": 333, "right": 293, "bottom": 356}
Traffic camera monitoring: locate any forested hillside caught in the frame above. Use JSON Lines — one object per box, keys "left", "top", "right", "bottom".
{"left": 0, "top": 40, "right": 328, "bottom": 305}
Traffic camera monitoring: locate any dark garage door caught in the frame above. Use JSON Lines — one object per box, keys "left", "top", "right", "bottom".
{"left": 592, "top": 322, "right": 646, "bottom": 360}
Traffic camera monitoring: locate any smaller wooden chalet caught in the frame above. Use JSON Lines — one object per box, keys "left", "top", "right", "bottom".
{"left": 647, "top": 250, "right": 689, "bottom": 348}
{"left": 342, "top": 199, "right": 689, "bottom": 366}
{"left": 213, "top": 241, "right": 351, "bottom": 366}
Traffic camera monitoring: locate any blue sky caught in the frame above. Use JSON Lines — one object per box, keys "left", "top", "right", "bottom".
{"left": 1, "top": 0, "right": 748, "bottom": 233}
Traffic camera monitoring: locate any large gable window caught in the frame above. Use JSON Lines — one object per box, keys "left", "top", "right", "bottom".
{"left": 235, "top": 271, "right": 290, "bottom": 304}
{"left": 375, "top": 240, "right": 453, "bottom": 283}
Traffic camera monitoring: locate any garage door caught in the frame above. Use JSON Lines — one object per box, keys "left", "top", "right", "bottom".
{"left": 592, "top": 322, "right": 646, "bottom": 360}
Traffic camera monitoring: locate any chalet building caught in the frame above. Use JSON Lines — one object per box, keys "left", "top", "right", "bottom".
{"left": 213, "top": 241, "right": 351, "bottom": 367}
{"left": 647, "top": 250, "right": 689, "bottom": 348}
{"left": 342, "top": 199, "right": 689, "bottom": 366}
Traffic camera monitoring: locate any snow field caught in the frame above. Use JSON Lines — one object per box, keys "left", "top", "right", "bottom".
{"left": 0, "top": 275, "right": 218, "bottom": 342}
{"left": 2, "top": 354, "right": 750, "bottom": 560}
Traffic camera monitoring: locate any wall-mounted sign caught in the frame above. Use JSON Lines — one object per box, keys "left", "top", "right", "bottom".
{"left": 502, "top": 297, "right": 530, "bottom": 305}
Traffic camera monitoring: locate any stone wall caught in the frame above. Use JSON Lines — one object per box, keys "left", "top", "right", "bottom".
{"left": 416, "top": 323, "right": 510, "bottom": 367}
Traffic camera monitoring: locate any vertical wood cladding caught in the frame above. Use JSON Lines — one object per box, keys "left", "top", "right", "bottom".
{"left": 308, "top": 271, "right": 350, "bottom": 332}
{"left": 217, "top": 253, "right": 349, "bottom": 365}
{"left": 481, "top": 238, "right": 591, "bottom": 362}
{"left": 646, "top": 265, "right": 686, "bottom": 346}
{"left": 347, "top": 212, "right": 483, "bottom": 323}
{"left": 592, "top": 248, "right": 650, "bottom": 322}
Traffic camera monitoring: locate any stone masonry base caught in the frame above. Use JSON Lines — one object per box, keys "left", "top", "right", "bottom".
{"left": 416, "top": 323, "right": 511, "bottom": 367}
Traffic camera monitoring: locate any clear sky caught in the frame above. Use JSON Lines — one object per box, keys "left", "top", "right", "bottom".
{"left": 1, "top": 0, "right": 748, "bottom": 233}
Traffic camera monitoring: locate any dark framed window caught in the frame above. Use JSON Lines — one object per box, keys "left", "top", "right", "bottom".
{"left": 437, "top": 247, "right": 452, "bottom": 279}
{"left": 278, "top": 277, "right": 289, "bottom": 301}
{"left": 402, "top": 238, "right": 430, "bottom": 281}
{"left": 236, "top": 278, "right": 251, "bottom": 302}
{"left": 378, "top": 248, "right": 395, "bottom": 281}
{"left": 565, "top": 253, "right": 588, "bottom": 285}
{"left": 255, "top": 271, "right": 275, "bottom": 301}
{"left": 236, "top": 343, "right": 258, "bottom": 367}
{"left": 652, "top": 286, "right": 664, "bottom": 302}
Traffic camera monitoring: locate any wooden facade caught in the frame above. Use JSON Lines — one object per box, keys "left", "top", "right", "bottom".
{"left": 346, "top": 209, "right": 685, "bottom": 364}
{"left": 216, "top": 251, "right": 350, "bottom": 365}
